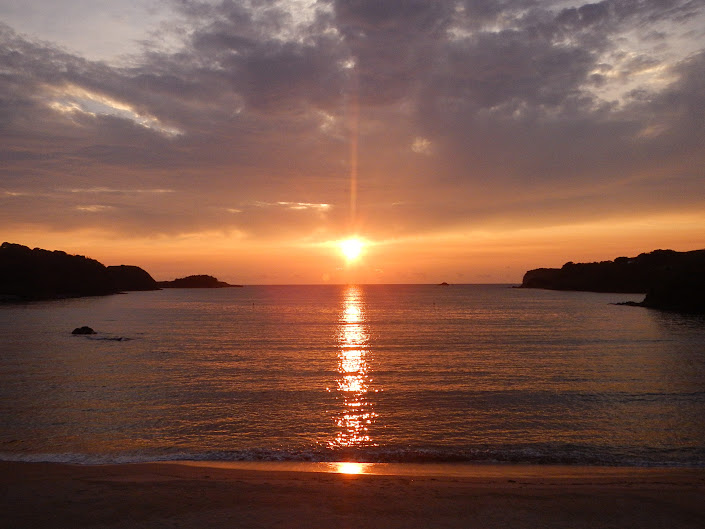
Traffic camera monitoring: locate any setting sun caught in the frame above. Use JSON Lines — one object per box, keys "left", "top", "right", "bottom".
{"left": 340, "top": 238, "right": 364, "bottom": 261}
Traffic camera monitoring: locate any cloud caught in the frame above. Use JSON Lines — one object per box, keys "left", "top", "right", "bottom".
{"left": 0, "top": 0, "right": 703, "bottom": 249}
{"left": 75, "top": 205, "right": 116, "bottom": 212}
{"left": 46, "top": 83, "right": 183, "bottom": 136}
{"left": 411, "top": 137, "right": 432, "bottom": 155}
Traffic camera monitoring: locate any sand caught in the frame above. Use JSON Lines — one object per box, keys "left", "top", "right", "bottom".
{"left": 1, "top": 461, "right": 704, "bottom": 528}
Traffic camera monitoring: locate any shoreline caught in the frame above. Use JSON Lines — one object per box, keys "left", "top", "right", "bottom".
{"left": 3, "top": 461, "right": 704, "bottom": 528}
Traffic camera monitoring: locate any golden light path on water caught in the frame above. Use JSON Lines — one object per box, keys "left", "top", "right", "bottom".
{"left": 335, "top": 462, "right": 370, "bottom": 475}
{"left": 330, "top": 285, "right": 377, "bottom": 451}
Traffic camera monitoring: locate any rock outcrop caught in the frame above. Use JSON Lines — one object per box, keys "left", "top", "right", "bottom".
{"left": 639, "top": 260, "right": 705, "bottom": 313}
{"left": 72, "top": 326, "right": 96, "bottom": 335}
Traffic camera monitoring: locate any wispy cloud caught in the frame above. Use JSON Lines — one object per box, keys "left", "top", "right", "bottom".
{"left": 75, "top": 205, "right": 115, "bottom": 212}
{"left": 65, "top": 188, "right": 176, "bottom": 194}
{"left": 275, "top": 201, "right": 331, "bottom": 212}
{"left": 46, "top": 84, "right": 183, "bottom": 137}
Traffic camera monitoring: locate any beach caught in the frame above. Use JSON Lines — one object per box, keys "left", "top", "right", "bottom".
{"left": 2, "top": 461, "right": 704, "bottom": 528}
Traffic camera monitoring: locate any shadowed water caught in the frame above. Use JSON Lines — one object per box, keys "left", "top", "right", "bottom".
{"left": 1, "top": 284, "right": 704, "bottom": 466}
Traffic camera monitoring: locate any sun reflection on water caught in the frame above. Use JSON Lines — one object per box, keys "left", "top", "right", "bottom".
{"left": 330, "top": 285, "right": 377, "bottom": 449}
{"left": 335, "top": 462, "right": 369, "bottom": 474}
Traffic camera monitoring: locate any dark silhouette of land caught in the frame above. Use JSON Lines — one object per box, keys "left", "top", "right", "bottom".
{"left": 0, "top": 242, "right": 159, "bottom": 301}
{"left": 0, "top": 242, "right": 244, "bottom": 301}
{"left": 520, "top": 249, "right": 705, "bottom": 313}
{"left": 106, "top": 265, "right": 160, "bottom": 292}
{"left": 157, "top": 275, "right": 242, "bottom": 288}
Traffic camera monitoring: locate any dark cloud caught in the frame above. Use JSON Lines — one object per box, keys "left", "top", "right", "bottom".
{"left": 332, "top": 0, "right": 454, "bottom": 103}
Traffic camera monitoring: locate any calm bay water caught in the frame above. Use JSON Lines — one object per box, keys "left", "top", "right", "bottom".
{"left": 1, "top": 284, "right": 704, "bottom": 466}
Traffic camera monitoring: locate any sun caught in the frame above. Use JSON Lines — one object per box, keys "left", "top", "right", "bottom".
{"left": 340, "top": 238, "right": 364, "bottom": 261}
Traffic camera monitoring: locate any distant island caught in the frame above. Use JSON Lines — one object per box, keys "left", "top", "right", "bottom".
{"left": 158, "top": 275, "right": 242, "bottom": 288}
{"left": 520, "top": 249, "right": 705, "bottom": 313}
{"left": 0, "top": 242, "right": 241, "bottom": 301}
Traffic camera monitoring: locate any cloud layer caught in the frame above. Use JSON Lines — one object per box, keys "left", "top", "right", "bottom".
{"left": 1, "top": 0, "right": 704, "bottom": 280}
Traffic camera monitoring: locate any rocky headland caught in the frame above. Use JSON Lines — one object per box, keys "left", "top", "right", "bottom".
{"left": 0, "top": 243, "right": 245, "bottom": 300}
{"left": 520, "top": 249, "right": 705, "bottom": 313}
{"left": 106, "top": 265, "right": 160, "bottom": 292}
{"left": 0, "top": 242, "right": 159, "bottom": 301}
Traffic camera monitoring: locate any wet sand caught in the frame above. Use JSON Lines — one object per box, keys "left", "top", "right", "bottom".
{"left": 2, "top": 461, "right": 704, "bottom": 528}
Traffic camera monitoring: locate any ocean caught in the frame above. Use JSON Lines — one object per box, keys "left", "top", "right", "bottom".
{"left": 1, "top": 284, "right": 704, "bottom": 467}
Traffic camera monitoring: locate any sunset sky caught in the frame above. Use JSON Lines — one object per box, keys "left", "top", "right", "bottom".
{"left": 1, "top": 0, "right": 704, "bottom": 284}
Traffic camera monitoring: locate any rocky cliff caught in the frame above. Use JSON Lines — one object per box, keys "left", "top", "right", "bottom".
{"left": 0, "top": 242, "right": 158, "bottom": 300}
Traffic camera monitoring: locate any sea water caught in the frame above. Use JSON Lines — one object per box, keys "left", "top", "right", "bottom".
{"left": 1, "top": 284, "right": 704, "bottom": 466}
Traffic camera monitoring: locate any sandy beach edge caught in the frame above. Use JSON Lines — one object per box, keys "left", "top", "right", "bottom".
{"left": 2, "top": 460, "right": 704, "bottom": 528}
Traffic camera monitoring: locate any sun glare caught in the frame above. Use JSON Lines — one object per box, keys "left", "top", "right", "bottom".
{"left": 340, "top": 238, "right": 364, "bottom": 261}
{"left": 336, "top": 462, "right": 367, "bottom": 474}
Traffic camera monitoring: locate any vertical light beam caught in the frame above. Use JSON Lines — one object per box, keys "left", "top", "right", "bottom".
{"left": 349, "top": 78, "right": 359, "bottom": 229}
{"left": 349, "top": 67, "right": 360, "bottom": 230}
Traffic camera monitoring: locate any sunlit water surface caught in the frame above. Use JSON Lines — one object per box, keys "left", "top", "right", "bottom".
{"left": 1, "top": 285, "right": 704, "bottom": 466}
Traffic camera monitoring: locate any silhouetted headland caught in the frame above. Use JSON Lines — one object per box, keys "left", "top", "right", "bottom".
{"left": 520, "top": 249, "right": 705, "bottom": 313}
{"left": 157, "top": 275, "right": 242, "bottom": 288}
{"left": 106, "top": 265, "right": 160, "bottom": 292}
{"left": 0, "top": 242, "right": 158, "bottom": 301}
{"left": 0, "top": 243, "right": 245, "bottom": 300}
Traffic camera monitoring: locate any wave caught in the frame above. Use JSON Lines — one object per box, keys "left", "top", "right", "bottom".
{"left": 3, "top": 444, "right": 704, "bottom": 467}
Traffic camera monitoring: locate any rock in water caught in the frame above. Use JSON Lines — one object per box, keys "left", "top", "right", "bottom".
{"left": 72, "top": 326, "right": 96, "bottom": 335}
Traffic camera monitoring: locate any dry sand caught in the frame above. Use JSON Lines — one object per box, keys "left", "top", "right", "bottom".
{"left": 1, "top": 461, "right": 704, "bottom": 528}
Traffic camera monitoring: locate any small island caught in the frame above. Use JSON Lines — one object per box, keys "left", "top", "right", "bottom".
{"left": 157, "top": 275, "right": 242, "bottom": 288}
{"left": 520, "top": 248, "right": 705, "bottom": 313}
